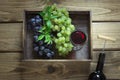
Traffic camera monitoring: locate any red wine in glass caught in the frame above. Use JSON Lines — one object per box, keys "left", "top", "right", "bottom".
{"left": 70, "top": 30, "right": 87, "bottom": 50}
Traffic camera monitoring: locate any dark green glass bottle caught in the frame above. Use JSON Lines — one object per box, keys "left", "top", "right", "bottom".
{"left": 88, "top": 53, "right": 106, "bottom": 80}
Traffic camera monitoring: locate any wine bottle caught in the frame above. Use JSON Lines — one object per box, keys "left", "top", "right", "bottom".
{"left": 88, "top": 53, "right": 106, "bottom": 80}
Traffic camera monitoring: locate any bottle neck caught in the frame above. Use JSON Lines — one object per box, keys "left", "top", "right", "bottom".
{"left": 96, "top": 53, "right": 105, "bottom": 72}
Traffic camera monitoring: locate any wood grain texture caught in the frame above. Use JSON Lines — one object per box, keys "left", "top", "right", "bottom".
{"left": 0, "top": 23, "right": 22, "bottom": 51}
{"left": 0, "top": 52, "right": 21, "bottom": 62}
{"left": 0, "top": 73, "right": 21, "bottom": 80}
{"left": 21, "top": 60, "right": 90, "bottom": 80}
{"left": 0, "top": 0, "right": 120, "bottom": 21}
{"left": 0, "top": 62, "right": 21, "bottom": 80}
{"left": 0, "top": 62, "right": 20, "bottom": 73}
{"left": 20, "top": 60, "right": 120, "bottom": 80}
{"left": 92, "top": 51, "right": 120, "bottom": 63}
{"left": 0, "top": 1, "right": 120, "bottom": 78}
{"left": 92, "top": 22, "right": 120, "bottom": 49}
{"left": 0, "top": 60, "right": 119, "bottom": 80}
{"left": 0, "top": 0, "right": 47, "bottom": 21}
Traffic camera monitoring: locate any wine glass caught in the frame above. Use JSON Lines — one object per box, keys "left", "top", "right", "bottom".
{"left": 70, "top": 30, "right": 87, "bottom": 51}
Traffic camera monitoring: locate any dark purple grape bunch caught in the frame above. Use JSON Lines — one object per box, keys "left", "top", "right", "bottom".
{"left": 29, "top": 15, "right": 42, "bottom": 42}
{"left": 36, "top": 42, "right": 55, "bottom": 59}
{"left": 28, "top": 15, "right": 42, "bottom": 31}
{"left": 28, "top": 15, "right": 55, "bottom": 59}
{"left": 33, "top": 40, "right": 55, "bottom": 59}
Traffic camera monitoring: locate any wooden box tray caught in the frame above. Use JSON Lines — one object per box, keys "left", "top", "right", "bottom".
{"left": 23, "top": 10, "right": 92, "bottom": 78}
{"left": 23, "top": 11, "right": 92, "bottom": 60}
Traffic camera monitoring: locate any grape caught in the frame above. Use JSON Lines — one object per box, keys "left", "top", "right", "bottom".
{"left": 45, "top": 44, "right": 52, "bottom": 49}
{"left": 61, "top": 30, "right": 65, "bottom": 34}
{"left": 51, "top": 51, "right": 55, "bottom": 55}
{"left": 54, "top": 18, "right": 58, "bottom": 23}
{"left": 58, "top": 46, "right": 63, "bottom": 52}
{"left": 54, "top": 39, "right": 58, "bottom": 43}
{"left": 66, "top": 30, "right": 71, "bottom": 35}
{"left": 61, "top": 37, "right": 65, "bottom": 42}
{"left": 66, "top": 27, "right": 71, "bottom": 32}
{"left": 32, "top": 21, "right": 36, "bottom": 26}
{"left": 70, "top": 25, "right": 75, "bottom": 31}
{"left": 58, "top": 37, "right": 62, "bottom": 43}
{"left": 33, "top": 46, "right": 39, "bottom": 52}
{"left": 33, "top": 35, "right": 38, "bottom": 42}
{"left": 62, "top": 47, "right": 66, "bottom": 52}
{"left": 64, "top": 43, "right": 68, "bottom": 48}
{"left": 46, "top": 53, "right": 53, "bottom": 59}
{"left": 57, "top": 33, "right": 62, "bottom": 37}
{"left": 34, "top": 26, "right": 41, "bottom": 32}
{"left": 31, "top": 18, "right": 35, "bottom": 22}
{"left": 35, "top": 15, "right": 40, "bottom": 19}
{"left": 27, "top": 14, "right": 55, "bottom": 59}
{"left": 62, "top": 26, "right": 65, "bottom": 30}
{"left": 44, "top": 49, "right": 50, "bottom": 53}
{"left": 58, "top": 12, "right": 62, "bottom": 17}
{"left": 40, "top": 46, "right": 45, "bottom": 51}
{"left": 37, "top": 43, "right": 54, "bottom": 59}
{"left": 38, "top": 51, "right": 43, "bottom": 56}
{"left": 30, "top": 18, "right": 36, "bottom": 26}
{"left": 54, "top": 25, "right": 59, "bottom": 31}
{"left": 29, "top": 4, "right": 75, "bottom": 58}
{"left": 38, "top": 40, "right": 44, "bottom": 46}
{"left": 27, "top": 15, "right": 55, "bottom": 59}
{"left": 43, "top": 5, "right": 75, "bottom": 56}
{"left": 36, "top": 18, "right": 42, "bottom": 24}
{"left": 64, "top": 11, "right": 69, "bottom": 17}
{"left": 65, "top": 37, "right": 70, "bottom": 42}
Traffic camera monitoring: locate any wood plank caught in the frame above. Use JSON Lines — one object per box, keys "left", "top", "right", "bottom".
{"left": 92, "top": 51, "right": 120, "bottom": 63}
{"left": 0, "top": 23, "right": 22, "bottom": 51}
{"left": 0, "top": 61, "right": 21, "bottom": 80}
{"left": 0, "top": 62, "right": 20, "bottom": 73}
{"left": 0, "top": 59, "right": 117, "bottom": 80}
{"left": 0, "top": 60, "right": 119, "bottom": 80}
{"left": 92, "top": 22, "right": 120, "bottom": 49}
{"left": 0, "top": 0, "right": 46, "bottom": 21}
{"left": 0, "top": 73, "right": 21, "bottom": 80}
{"left": 0, "top": 52, "right": 21, "bottom": 62}
{"left": 0, "top": 52, "right": 21, "bottom": 80}
{"left": 0, "top": 0, "right": 120, "bottom": 21}
{"left": 21, "top": 60, "right": 90, "bottom": 80}
{"left": 20, "top": 60, "right": 120, "bottom": 80}
{"left": 0, "top": 0, "right": 46, "bottom": 7}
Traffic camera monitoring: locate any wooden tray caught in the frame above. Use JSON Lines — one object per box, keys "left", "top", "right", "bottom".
{"left": 23, "top": 10, "right": 92, "bottom": 78}
{"left": 23, "top": 11, "right": 92, "bottom": 60}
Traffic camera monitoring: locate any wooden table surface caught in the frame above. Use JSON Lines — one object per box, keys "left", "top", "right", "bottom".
{"left": 0, "top": 0, "right": 120, "bottom": 80}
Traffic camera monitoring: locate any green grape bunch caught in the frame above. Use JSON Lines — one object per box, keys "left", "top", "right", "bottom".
{"left": 39, "top": 4, "right": 75, "bottom": 57}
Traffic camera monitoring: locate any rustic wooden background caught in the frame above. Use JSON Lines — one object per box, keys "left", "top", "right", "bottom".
{"left": 0, "top": 0, "right": 120, "bottom": 80}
